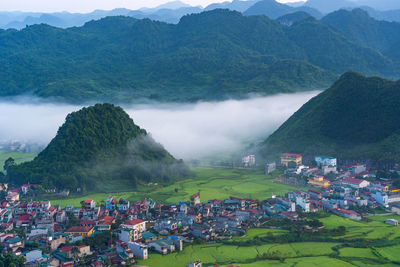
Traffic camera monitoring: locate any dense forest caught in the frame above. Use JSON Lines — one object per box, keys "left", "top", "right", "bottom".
{"left": 261, "top": 72, "right": 400, "bottom": 162}
{"left": 0, "top": 9, "right": 399, "bottom": 103}
{"left": 7, "top": 104, "right": 189, "bottom": 191}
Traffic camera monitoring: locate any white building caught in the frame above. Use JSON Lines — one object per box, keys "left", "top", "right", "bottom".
{"left": 342, "top": 178, "right": 370, "bottom": 189}
{"left": 127, "top": 242, "right": 148, "bottom": 260}
{"left": 24, "top": 250, "right": 44, "bottom": 265}
{"left": 242, "top": 155, "right": 255, "bottom": 167}
{"left": 372, "top": 191, "right": 389, "bottom": 207}
{"left": 385, "top": 219, "right": 398, "bottom": 226}
{"left": 121, "top": 219, "right": 146, "bottom": 232}
{"left": 296, "top": 196, "right": 310, "bottom": 213}
{"left": 315, "top": 156, "right": 337, "bottom": 167}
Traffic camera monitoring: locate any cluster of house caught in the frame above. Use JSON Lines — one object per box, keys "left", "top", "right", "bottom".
{"left": 269, "top": 154, "right": 400, "bottom": 220}
{"left": 0, "top": 153, "right": 399, "bottom": 266}
{"left": 0, "top": 185, "right": 256, "bottom": 266}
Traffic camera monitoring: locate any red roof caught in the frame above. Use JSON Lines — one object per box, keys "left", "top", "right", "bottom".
{"left": 124, "top": 219, "right": 144, "bottom": 226}
{"left": 84, "top": 200, "right": 94, "bottom": 203}
{"left": 334, "top": 208, "right": 360, "bottom": 216}
{"left": 309, "top": 189, "right": 321, "bottom": 195}
{"left": 65, "top": 226, "right": 93, "bottom": 233}
{"left": 80, "top": 220, "right": 96, "bottom": 226}
{"left": 59, "top": 246, "right": 73, "bottom": 252}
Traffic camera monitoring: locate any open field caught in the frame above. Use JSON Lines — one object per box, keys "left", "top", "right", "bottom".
{"left": 320, "top": 214, "right": 400, "bottom": 240}
{"left": 49, "top": 167, "right": 304, "bottom": 207}
{"left": 136, "top": 242, "right": 341, "bottom": 267}
{"left": 136, "top": 214, "right": 400, "bottom": 267}
{"left": 0, "top": 150, "right": 36, "bottom": 171}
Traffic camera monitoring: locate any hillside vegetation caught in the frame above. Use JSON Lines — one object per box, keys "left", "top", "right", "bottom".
{"left": 261, "top": 71, "right": 400, "bottom": 161}
{"left": 7, "top": 103, "right": 189, "bottom": 191}
{"left": 1, "top": 9, "right": 399, "bottom": 103}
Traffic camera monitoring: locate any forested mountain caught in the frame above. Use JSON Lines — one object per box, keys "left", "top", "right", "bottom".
{"left": 276, "top": 11, "right": 313, "bottom": 26}
{"left": 1, "top": 9, "right": 398, "bottom": 103}
{"left": 261, "top": 72, "right": 400, "bottom": 162}
{"left": 244, "top": 0, "right": 322, "bottom": 19}
{"left": 7, "top": 103, "right": 189, "bottom": 191}
{"left": 321, "top": 9, "right": 400, "bottom": 51}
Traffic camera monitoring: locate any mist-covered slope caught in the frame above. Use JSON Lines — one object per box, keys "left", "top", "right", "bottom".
{"left": 1, "top": 9, "right": 398, "bottom": 103}
{"left": 7, "top": 103, "right": 189, "bottom": 191}
{"left": 261, "top": 72, "right": 400, "bottom": 161}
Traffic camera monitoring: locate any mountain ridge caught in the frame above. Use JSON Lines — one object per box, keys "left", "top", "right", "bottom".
{"left": 260, "top": 71, "right": 400, "bottom": 162}
{"left": 1, "top": 9, "right": 398, "bottom": 103}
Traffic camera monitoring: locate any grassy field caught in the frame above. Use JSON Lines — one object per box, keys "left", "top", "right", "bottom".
{"left": 49, "top": 167, "right": 304, "bottom": 207}
{"left": 0, "top": 150, "right": 36, "bottom": 171}
{"left": 136, "top": 242, "right": 341, "bottom": 267}
{"left": 135, "top": 214, "right": 400, "bottom": 267}
{"left": 320, "top": 214, "right": 400, "bottom": 240}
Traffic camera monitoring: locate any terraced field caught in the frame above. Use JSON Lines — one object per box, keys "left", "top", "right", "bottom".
{"left": 137, "top": 215, "right": 400, "bottom": 267}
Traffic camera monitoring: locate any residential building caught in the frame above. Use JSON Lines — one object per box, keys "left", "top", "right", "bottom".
{"left": 281, "top": 153, "right": 302, "bottom": 167}
{"left": 265, "top": 162, "right": 276, "bottom": 175}
{"left": 315, "top": 156, "right": 337, "bottom": 167}
{"left": 65, "top": 226, "right": 94, "bottom": 238}
{"left": 308, "top": 176, "right": 331, "bottom": 188}
{"left": 242, "top": 155, "right": 256, "bottom": 167}
{"left": 342, "top": 178, "right": 370, "bottom": 189}
{"left": 83, "top": 200, "right": 96, "bottom": 209}
{"left": 121, "top": 219, "right": 146, "bottom": 233}
{"left": 119, "top": 198, "right": 130, "bottom": 211}
{"left": 385, "top": 219, "right": 398, "bottom": 226}
{"left": 191, "top": 193, "right": 201, "bottom": 206}
{"left": 127, "top": 242, "right": 148, "bottom": 260}
{"left": 106, "top": 196, "right": 117, "bottom": 210}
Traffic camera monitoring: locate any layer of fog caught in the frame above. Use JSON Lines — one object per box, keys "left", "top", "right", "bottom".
{"left": 0, "top": 91, "right": 319, "bottom": 160}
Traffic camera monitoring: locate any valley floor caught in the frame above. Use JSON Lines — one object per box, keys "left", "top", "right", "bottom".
{"left": 137, "top": 215, "right": 400, "bottom": 267}
{"left": 49, "top": 167, "right": 303, "bottom": 207}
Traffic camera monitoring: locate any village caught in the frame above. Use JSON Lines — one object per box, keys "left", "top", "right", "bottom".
{"left": 0, "top": 153, "right": 400, "bottom": 266}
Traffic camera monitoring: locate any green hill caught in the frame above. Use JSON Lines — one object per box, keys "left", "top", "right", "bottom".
{"left": 261, "top": 72, "right": 400, "bottom": 162}
{"left": 321, "top": 8, "right": 400, "bottom": 52}
{"left": 7, "top": 103, "right": 189, "bottom": 191}
{"left": 0, "top": 9, "right": 397, "bottom": 103}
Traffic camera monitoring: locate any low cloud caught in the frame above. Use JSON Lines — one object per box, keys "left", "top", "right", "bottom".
{"left": 0, "top": 92, "right": 319, "bottom": 160}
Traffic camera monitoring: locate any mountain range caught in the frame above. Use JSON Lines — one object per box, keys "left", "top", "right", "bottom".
{"left": 7, "top": 103, "right": 189, "bottom": 191}
{"left": 261, "top": 72, "right": 400, "bottom": 162}
{"left": 3, "top": 0, "right": 400, "bottom": 30}
{"left": 3, "top": 8, "right": 400, "bottom": 102}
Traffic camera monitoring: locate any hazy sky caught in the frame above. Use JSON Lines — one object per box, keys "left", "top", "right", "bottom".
{"left": 0, "top": 0, "right": 299, "bottom": 13}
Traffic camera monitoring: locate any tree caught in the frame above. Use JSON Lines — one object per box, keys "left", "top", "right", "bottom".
{"left": 71, "top": 246, "right": 80, "bottom": 261}
{"left": 0, "top": 171, "right": 5, "bottom": 182}
{"left": 67, "top": 214, "right": 79, "bottom": 229}
{"left": 3, "top": 158, "right": 15, "bottom": 173}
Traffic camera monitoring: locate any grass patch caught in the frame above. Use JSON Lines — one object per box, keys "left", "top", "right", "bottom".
{"left": 49, "top": 167, "right": 303, "bottom": 207}
{"left": 0, "top": 150, "right": 36, "bottom": 171}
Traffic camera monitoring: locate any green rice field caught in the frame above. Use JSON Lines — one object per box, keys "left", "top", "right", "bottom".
{"left": 49, "top": 167, "right": 303, "bottom": 207}
{"left": 135, "top": 214, "right": 400, "bottom": 267}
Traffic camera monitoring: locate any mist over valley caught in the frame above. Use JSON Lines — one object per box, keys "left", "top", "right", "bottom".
{"left": 0, "top": 91, "right": 319, "bottom": 160}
